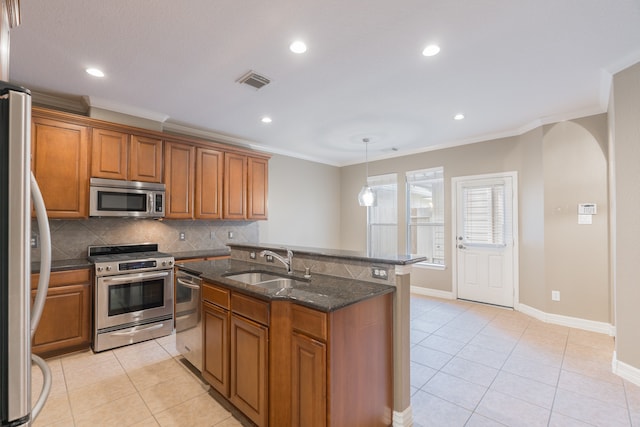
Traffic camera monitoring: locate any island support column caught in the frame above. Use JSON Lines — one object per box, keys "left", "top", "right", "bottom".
{"left": 393, "top": 265, "right": 413, "bottom": 426}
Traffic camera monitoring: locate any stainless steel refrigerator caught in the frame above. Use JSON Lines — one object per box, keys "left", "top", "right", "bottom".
{"left": 1, "top": 81, "right": 52, "bottom": 426}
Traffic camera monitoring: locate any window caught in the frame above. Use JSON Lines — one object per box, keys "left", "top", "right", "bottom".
{"left": 406, "top": 167, "right": 444, "bottom": 266}
{"left": 461, "top": 183, "right": 505, "bottom": 246}
{"left": 367, "top": 173, "right": 397, "bottom": 257}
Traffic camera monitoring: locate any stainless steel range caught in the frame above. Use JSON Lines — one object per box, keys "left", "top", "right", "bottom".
{"left": 88, "top": 243, "right": 174, "bottom": 352}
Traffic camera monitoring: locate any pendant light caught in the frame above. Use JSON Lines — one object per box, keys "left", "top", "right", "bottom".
{"left": 358, "top": 138, "right": 375, "bottom": 207}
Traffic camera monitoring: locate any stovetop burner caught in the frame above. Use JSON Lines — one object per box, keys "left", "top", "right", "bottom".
{"left": 88, "top": 243, "right": 174, "bottom": 276}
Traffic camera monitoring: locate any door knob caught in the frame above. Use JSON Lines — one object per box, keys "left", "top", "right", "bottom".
{"left": 458, "top": 244, "right": 465, "bottom": 249}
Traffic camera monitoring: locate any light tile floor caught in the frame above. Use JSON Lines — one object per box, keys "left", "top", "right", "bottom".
{"left": 31, "top": 295, "right": 640, "bottom": 426}
{"left": 410, "top": 295, "right": 640, "bottom": 427}
{"left": 31, "top": 335, "right": 246, "bottom": 427}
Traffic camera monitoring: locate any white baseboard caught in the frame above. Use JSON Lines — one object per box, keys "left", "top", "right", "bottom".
{"left": 393, "top": 406, "right": 413, "bottom": 427}
{"left": 612, "top": 351, "right": 640, "bottom": 388}
{"left": 517, "top": 303, "right": 615, "bottom": 336}
{"left": 410, "top": 285, "right": 455, "bottom": 300}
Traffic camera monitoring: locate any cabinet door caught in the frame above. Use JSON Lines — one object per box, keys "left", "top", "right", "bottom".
{"left": 223, "top": 153, "right": 247, "bottom": 219}
{"left": 247, "top": 157, "right": 268, "bottom": 220}
{"left": 291, "top": 332, "right": 326, "bottom": 427}
{"left": 203, "top": 301, "right": 230, "bottom": 397}
{"left": 91, "top": 128, "right": 129, "bottom": 180}
{"left": 130, "top": 135, "right": 163, "bottom": 182}
{"left": 31, "top": 270, "right": 92, "bottom": 357}
{"left": 32, "top": 117, "right": 89, "bottom": 218}
{"left": 164, "top": 141, "right": 195, "bottom": 219}
{"left": 195, "top": 147, "right": 223, "bottom": 219}
{"left": 230, "top": 314, "right": 268, "bottom": 427}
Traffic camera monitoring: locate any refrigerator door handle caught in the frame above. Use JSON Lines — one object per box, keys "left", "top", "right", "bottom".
{"left": 29, "top": 172, "right": 52, "bottom": 421}
{"left": 30, "top": 172, "right": 50, "bottom": 336}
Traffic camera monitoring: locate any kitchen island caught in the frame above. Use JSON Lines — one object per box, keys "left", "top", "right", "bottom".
{"left": 176, "top": 243, "right": 424, "bottom": 427}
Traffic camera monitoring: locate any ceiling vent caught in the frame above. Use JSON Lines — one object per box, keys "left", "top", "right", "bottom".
{"left": 237, "top": 70, "right": 271, "bottom": 90}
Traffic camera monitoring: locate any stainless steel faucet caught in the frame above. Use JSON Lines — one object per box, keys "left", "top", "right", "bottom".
{"left": 260, "top": 249, "right": 293, "bottom": 274}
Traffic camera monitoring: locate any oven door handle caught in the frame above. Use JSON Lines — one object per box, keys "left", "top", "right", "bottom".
{"left": 176, "top": 278, "right": 201, "bottom": 290}
{"left": 101, "top": 271, "right": 170, "bottom": 284}
{"left": 111, "top": 323, "right": 165, "bottom": 336}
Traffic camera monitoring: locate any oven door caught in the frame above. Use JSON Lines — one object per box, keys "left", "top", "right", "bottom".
{"left": 96, "top": 270, "right": 173, "bottom": 330}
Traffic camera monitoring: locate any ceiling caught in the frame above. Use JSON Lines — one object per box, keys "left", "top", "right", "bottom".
{"left": 8, "top": 0, "right": 640, "bottom": 166}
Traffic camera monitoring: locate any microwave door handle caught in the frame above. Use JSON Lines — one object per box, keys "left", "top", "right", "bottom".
{"left": 102, "top": 271, "right": 170, "bottom": 284}
{"left": 149, "top": 193, "right": 154, "bottom": 214}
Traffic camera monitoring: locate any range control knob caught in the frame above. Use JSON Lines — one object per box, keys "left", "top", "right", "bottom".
{"left": 97, "top": 266, "right": 104, "bottom": 272}
{"left": 168, "top": 260, "right": 174, "bottom": 266}
{"left": 162, "top": 261, "right": 167, "bottom": 267}
{"left": 106, "top": 265, "right": 112, "bottom": 271}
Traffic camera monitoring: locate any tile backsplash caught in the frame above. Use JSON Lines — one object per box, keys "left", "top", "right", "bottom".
{"left": 31, "top": 218, "right": 259, "bottom": 261}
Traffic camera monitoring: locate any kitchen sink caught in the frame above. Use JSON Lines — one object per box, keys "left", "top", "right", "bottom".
{"left": 223, "top": 271, "right": 305, "bottom": 289}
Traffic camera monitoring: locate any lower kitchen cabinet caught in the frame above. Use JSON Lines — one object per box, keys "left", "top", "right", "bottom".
{"left": 201, "top": 279, "right": 392, "bottom": 427}
{"left": 230, "top": 314, "right": 268, "bottom": 427}
{"left": 291, "top": 332, "right": 326, "bottom": 427}
{"left": 31, "top": 269, "right": 92, "bottom": 358}
{"left": 203, "top": 300, "right": 230, "bottom": 396}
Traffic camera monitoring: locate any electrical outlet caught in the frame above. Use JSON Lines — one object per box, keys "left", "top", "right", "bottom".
{"left": 249, "top": 252, "right": 256, "bottom": 259}
{"left": 179, "top": 231, "right": 186, "bottom": 241}
{"left": 551, "top": 290, "right": 560, "bottom": 301}
{"left": 228, "top": 231, "right": 234, "bottom": 239}
{"left": 210, "top": 231, "right": 216, "bottom": 239}
{"left": 30, "top": 234, "right": 38, "bottom": 248}
{"left": 266, "top": 255, "right": 274, "bottom": 263}
{"left": 372, "top": 266, "right": 388, "bottom": 280}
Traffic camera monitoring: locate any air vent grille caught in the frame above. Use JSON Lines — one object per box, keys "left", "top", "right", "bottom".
{"left": 237, "top": 71, "right": 271, "bottom": 90}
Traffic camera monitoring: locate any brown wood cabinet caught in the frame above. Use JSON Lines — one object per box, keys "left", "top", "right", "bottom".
{"left": 91, "top": 129, "right": 163, "bottom": 183}
{"left": 31, "top": 116, "right": 89, "bottom": 218}
{"left": 224, "top": 153, "right": 269, "bottom": 220}
{"left": 291, "top": 332, "right": 326, "bottom": 427}
{"left": 129, "top": 135, "right": 163, "bottom": 182}
{"left": 230, "top": 314, "right": 268, "bottom": 427}
{"left": 223, "top": 152, "right": 247, "bottom": 219}
{"left": 31, "top": 107, "right": 268, "bottom": 221}
{"left": 195, "top": 147, "right": 224, "bottom": 219}
{"left": 201, "top": 280, "right": 392, "bottom": 427}
{"left": 248, "top": 157, "right": 268, "bottom": 220}
{"left": 31, "top": 269, "right": 92, "bottom": 358}
{"left": 91, "top": 128, "right": 129, "bottom": 180}
{"left": 164, "top": 141, "right": 195, "bottom": 219}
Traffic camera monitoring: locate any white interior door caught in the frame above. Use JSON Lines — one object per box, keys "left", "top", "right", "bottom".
{"left": 454, "top": 173, "right": 517, "bottom": 308}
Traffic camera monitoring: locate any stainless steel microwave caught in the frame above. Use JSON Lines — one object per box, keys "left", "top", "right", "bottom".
{"left": 89, "top": 178, "right": 165, "bottom": 218}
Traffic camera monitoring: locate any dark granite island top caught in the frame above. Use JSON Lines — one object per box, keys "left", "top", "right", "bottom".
{"left": 176, "top": 258, "right": 395, "bottom": 313}
{"left": 227, "top": 242, "right": 426, "bottom": 265}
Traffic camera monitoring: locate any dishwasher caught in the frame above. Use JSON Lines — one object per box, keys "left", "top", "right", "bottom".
{"left": 175, "top": 270, "right": 203, "bottom": 372}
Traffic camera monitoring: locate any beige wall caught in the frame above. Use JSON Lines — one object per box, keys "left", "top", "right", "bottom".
{"left": 259, "top": 154, "right": 342, "bottom": 248}
{"left": 611, "top": 61, "right": 640, "bottom": 368}
{"left": 543, "top": 120, "right": 610, "bottom": 322}
{"left": 337, "top": 114, "right": 610, "bottom": 322}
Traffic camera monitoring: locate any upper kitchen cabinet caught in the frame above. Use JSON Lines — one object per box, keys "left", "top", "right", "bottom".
{"left": 31, "top": 114, "right": 89, "bottom": 218}
{"left": 248, "top": 156, "right": 268, "bottom": 220}
{"left": 164, "top": 141, "right": 195, "bottom": 219}
{"left": 91, "top": 128, "right": 163, "bottom": 183}
{"left": 223, "top": 153, "right": 247, "bottom": 219}
{"left": 195, "top": 147, "right": 224, "bottom": 219}
{"left": 224, "top": 153, "right": 269, "bottom": 220}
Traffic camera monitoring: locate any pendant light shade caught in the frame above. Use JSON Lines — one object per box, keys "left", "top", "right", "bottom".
{"left": 358, "top": 138, "right": 376, "bottom": 207}
{"left": 358, "top": 185, "right": 375, "bottom": 206}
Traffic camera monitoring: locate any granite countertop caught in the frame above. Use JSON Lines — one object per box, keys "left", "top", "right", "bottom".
{"left": 228, "top": 243, "right": 426, "bottom": 265}
{"left": 33, "top": 248, "right": 231, "bottom": 273}
{"left": 176, "top": 258, "right": 395, "bottom": 313}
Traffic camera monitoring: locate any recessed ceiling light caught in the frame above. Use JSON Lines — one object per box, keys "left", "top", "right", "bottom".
{"left": 289, "top": 40, "right": 307, "bottom": 54}
{"left": 422, "top": 44, "right": 440, "bottom": 57}
{"left": 86, "top": 68, "right": 105, "bottom": 77}
{"left": 454, "top": 113, "right": 465, "bottom": 120}
{"left": 261, "top": 116, "right": 272, "bottom": 124}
